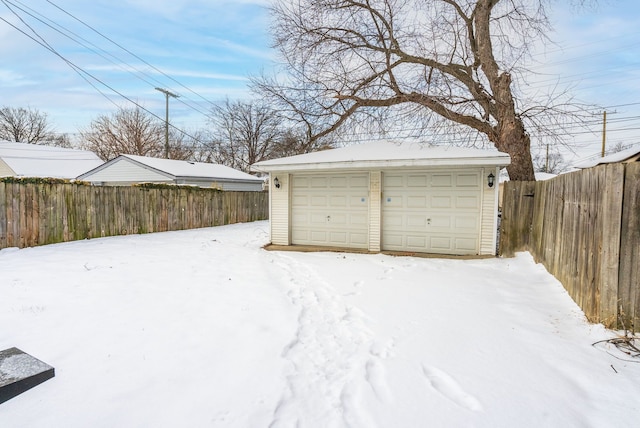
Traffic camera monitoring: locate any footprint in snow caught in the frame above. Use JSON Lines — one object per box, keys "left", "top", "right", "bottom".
{"left": 365, "top": 358, "right": 392, "bottom": 402}
{"left": 422, "top": 365, "right": 483, "bottom": 412}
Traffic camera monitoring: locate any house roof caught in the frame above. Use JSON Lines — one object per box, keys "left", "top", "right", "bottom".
{"left": 251, "top": 141, "right": 511, "bottom": 172}
{"left": 499, "top": 170, "right": 557, "bottom": 183}
{"left": 0, "top": 141, "right": 103, "bottom": 179}
{"left": 574, "top": 145, "right": 640, "bottom": 169}
{"left": 79, "top": 154, "right": 263, "bottom": 183}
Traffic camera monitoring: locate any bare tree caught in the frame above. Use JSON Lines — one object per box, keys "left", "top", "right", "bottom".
{"left": 272, "top": 128, "right": 332, "bottom": 158}
{"left": 605, "top": 141, "right": 632, "bottom": 155}
{"left": 208, "top": 99, "right": 285, "bottom": 173}
{"left": 81, "top": 107, "right": 166, "bottom": 161}
{"left": 533, "top": 148, "right": 568, "bottom": 174}
{"left": 0, "top": 106, "right": 55, "bottom": 144}
{"left": 255, "top": 0, "right": 590, "bottom": 181}
{"left": 45, "top": 133, "right": 73, "bottom": 148}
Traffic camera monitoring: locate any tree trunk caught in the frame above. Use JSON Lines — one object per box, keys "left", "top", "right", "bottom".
{"left": 491, "top": 72, "right": 536, "bottom": 181}
{"left": 494, "top": 116, "right": 536, "bottom": 181}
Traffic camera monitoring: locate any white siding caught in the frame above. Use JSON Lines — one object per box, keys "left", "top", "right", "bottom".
{"left": 369, "top": 171, "right": 381, "bottom": 251}
{"left": 479, "top": 167, "right": 499, "bottom": 255}
{"left": 217, "top": 181, "right": 263, "bottom": 192}
{"left": 270, "top": 173, "right": 290, "bottom": 245}
{"left": 83, "top": 158, "right": 171, "bottom": 183}
{"left": 178, "top": 179, "right": 263, "bottom": 191}
{"left": 0, "top": 158, "right": 15, "bottom": 177}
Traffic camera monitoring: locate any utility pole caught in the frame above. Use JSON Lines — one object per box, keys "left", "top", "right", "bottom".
{"left": 155, "top": 87, "right": 179, "bottom": 159}
{"left": 545, "top": 144, "right": 549, "bottom": 173}
{"left": 601, "top": 110, "right": 607, "bottom": 157}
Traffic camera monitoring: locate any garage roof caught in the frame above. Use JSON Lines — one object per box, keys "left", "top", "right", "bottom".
{"left": 79, "top": 154, "right": 264, "bottom": 183}
{"left": 0, "top": 141, "right": 103, "bottom": 179}
{"left": 252, "top": 141, "right": 510, "bottom": 172}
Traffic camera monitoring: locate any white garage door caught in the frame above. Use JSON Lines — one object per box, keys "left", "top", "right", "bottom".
{"left": 291, "top": 173, "right": 369, "bottom": 249}
{"left": 382, "top": 170, "right": 481, "bottom": 254}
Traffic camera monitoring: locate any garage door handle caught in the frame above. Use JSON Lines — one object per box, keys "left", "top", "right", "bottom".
{"left": 327, "top": 215, "right": 331, "bottom": 222}
{"left": 427, "top": 218, "right": 431, "bottom": 225}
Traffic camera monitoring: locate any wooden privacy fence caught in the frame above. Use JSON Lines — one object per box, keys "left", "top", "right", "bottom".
{"left": 500, "top": 163, "right": 640, "bottom": 330}
{"left": 0, "top": 181, "right": 268, "bottom": 250}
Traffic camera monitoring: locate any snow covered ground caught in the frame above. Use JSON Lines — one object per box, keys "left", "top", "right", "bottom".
{"left": 0, "top": 221, "right": 638, "bottom": 427}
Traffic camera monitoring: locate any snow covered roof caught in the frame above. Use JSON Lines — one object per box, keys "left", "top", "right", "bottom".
{"left": 251, "top": 141, "right": 511, "bottom": 172}
{"left": 79, "top": 154, "right": 263, "bottom": 182}
{"left": 499, "top": 170, "right": 557, "bottom": 183}
{"left": 574, "top": 145, "right": 640, "bottom": 169}
{"left": 0, "top": 141, "right": 103, "bottom": 179}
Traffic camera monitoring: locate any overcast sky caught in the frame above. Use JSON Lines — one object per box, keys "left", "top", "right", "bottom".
{"left": 0, "top": 0, "right": 638, "bottom": 163}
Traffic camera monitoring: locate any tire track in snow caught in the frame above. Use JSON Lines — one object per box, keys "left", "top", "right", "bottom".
{"left": 269, "top": 253, "right": 388, "bottom": 428}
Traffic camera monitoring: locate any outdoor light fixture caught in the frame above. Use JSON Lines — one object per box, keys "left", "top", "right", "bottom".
{"left": 274, "top": 177, "right": 280, "bottom": 189}
{"left": 487, "top": 172, "right": 495, "bottom": 188}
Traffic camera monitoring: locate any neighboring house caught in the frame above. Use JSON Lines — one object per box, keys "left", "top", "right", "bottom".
{"left": 573, "top": 145, "right": 640, "bottom": 169}
{"left": 252, "top": 141, "right": 510, "bottom": 256}
{"left": 0, "top": 141, "right": 103, "bottom": 179}
{"left": 77, "top": 154, "right": 264, "bottom": 191}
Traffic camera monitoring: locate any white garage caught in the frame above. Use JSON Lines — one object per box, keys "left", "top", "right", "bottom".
{"left": 252, "top": 141, "right": 510, "bottom": 256}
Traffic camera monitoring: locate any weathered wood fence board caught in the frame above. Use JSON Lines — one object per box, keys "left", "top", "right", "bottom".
{"left": 619, "top": 163, "right": 640, "bottom": 331}
{"left": 500, "top": 163, "right": 638, "bottom": 330}
{"left": 0, "top": 182, "right": 268, "bottom": 250}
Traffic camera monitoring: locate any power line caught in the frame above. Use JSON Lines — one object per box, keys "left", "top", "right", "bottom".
{"left": 0, "top": 1, "right": 211, "bottom": 145}
{"left": 7, "top": 0, "right": 213, "bottom": 118}
{"left": 44, "top": 0, "right": 218, "bottom": 109}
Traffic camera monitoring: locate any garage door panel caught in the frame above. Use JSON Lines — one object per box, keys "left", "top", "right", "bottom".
{"left": 383, "top": 195, "right": 403, "bottom": 207}
{"left": 310, "top": 195, "right": 327, "bottom": 206}
{"left": 455, "top": 216, "right": 478, "bottom": 229}
{"left": 455, "top": 237, "right": 477, "bottom": 251}
{"left": 310, "top": 213, "right": 328, "bottom": 224}
{"left": 330, "top": 176, "right": 347, "bottom": 187}
{"left": 456, "top": 195, "right": 480, "bottom": 209}
{"left": 295, "top": 176, "right": 310, "bottom": 187}
{"left": 292, "top": 229, "right": 309, "bottom": 241}
{"left": 383, "top": 215, "right": 403, "bottom": 227}
{"left": 330, "top": 195, "right": 347, "bottom": 206}
{"left": 350, "top": 233, "right": 368, "bottom": 246}
{"left": 456, "top": 173, "right": 480, "bottom": 187}
{"left": 384, "top": 234, "right": 403, "bottom": 247}
{"left": 407, "top": 215, "right": 427, "bottom": 227}
{"left": 311, "top": 177, "right": 328, "bottom": 187}
{"left": 407, "top": 174, "right": 428, "bottom": 187}
{"left": 430, "top": 216, "right": 452, "bottom": 229}
{"left": 431, "top": 174, "right": 452, "bottom": 187}
{"left": 310, "top": 230, "right": 327, "bottom": 242}
{"left": 350, "top": 176, "right": 369, "bottom": 187}
{"left": 292, "top": 173, "right": 369, "bottom": 249}
{"left": 382, "top": 170, "right": 480, "bottom": 255}
{"left": 329, "top": 213, "right": 347, "bottom": 225}
{"left": 408, "top": 196, "right": 427, "bottom": 208}
{"left": 292, "top": 194, "right": 309, "bottom": 206}
{"left": 407, "top": 236, "right": 427, "bottom": 247}
{"left": 430, "top": 236, "right": 452, "bottom": 250}
{"left": 350, "top": 212, "right": 368, "bottom": 225}
{"left": 384, "top": 175, "right": 403, "bottom": 187}
{"left": 431, "top": 195, "right": 452, "bottom": 208}
{"left": 351, "top": 196, "right": 367, "bottom": 206}
{"left": 329, "top": 231, "right": 348, "bottom": 244}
